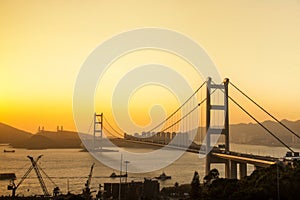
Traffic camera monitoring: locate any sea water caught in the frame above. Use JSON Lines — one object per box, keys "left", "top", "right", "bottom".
{"left": 0, "top": 144, "right": 298, "bottom": 196}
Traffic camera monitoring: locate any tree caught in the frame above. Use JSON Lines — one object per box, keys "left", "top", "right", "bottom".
{"left": 190, "top": 171, "right": 201, "bottom": 199}
{"left": 204, "top": 168, "right": 219, "bottom": 185}
{"left": 174, "top": 182, "right": 179, "bottom": 188}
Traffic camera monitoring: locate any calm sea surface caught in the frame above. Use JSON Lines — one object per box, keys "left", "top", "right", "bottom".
{"left": 0, "top": 144, "right": 299, "bottom": 196}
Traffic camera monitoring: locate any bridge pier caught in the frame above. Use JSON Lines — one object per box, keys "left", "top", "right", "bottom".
{"left": 225, "top": 160, "right": 230, "bottom": 179}
{"left": 229, "top": 160, "right": 238, "bottom": 179}
{"left": 205, "top": 155, "right": 211, "bottom": 177}
{"left": 239, "top": 163, "right": 247, "bottom": 178}
{"left": 229, "top": 162, "right": 247, "bottom": 179}
{"left": 229, "top": 161, "right": 248, "bottom": 179}
{"left": 206, "top": 154, "right": 230, "bottom": 178}
{"left": 209, "top": 159, "right": 247, "bottom": 179}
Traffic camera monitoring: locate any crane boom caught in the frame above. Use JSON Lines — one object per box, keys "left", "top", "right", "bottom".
{"left": 82, "top": 163, "right": 95, "bottom": 198}
{"left": 27, "top": 155, "right": 50, "bottom": 196}
{"left": 17, "top": 155, "right": 43, "bottom": 188}
{"left": 87, "top": 163, "right": 95, "bottom": 189}
{"left": 8, "top": 155, "right": 58, "bottom": 197}
{"left": 8, "top": 156, "right": 43, "bottom": 197}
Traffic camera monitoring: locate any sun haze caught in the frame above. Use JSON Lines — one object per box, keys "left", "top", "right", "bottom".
{"left": 0, "top": 0, "right": 299, "bottom": 133}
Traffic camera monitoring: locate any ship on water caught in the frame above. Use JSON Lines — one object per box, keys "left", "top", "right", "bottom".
{"left": 0, "top": 173, "right": 16, "bottom": 181}
{"left": 3, "top": 149, "right": 15, "bottom": 153}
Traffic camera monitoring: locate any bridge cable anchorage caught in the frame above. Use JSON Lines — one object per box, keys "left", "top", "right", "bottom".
{"left": 147, "top": 81, "right": 207, "bottom": 133}
{"left": 224, "top": 92, "right": 295, "bottom": 153}
{"left": 230, "top": 81, "right": 300, "bottom": 140}
{"left": 103, "top": 116, "right": 124, "bottom": 138}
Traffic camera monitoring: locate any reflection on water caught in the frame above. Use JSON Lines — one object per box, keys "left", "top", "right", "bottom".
{"left": 0, "top": 144, "right": 298, "bottom": 196}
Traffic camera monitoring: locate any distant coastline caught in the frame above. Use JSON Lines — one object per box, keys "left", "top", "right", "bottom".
{"left": 1, "top": 119, "right": 299, "bottom": 150}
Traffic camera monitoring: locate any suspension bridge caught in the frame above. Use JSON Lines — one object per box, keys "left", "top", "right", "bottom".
{"left": 89, "top": 77, "right": 300, "bottom": 179}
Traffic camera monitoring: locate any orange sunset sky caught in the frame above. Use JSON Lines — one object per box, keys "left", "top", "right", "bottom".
{"left": 1, "top": 0, "right": 300, "bottom": 133}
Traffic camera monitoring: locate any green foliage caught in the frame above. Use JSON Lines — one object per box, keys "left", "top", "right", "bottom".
{"left": 191, "top": 171, "right": 201, "bottom": 199}
{"left": 201, "top": 161, "right": 300, "bottom": 200}
{"left": 204, "top": 168, "right": 220, "bottom": 185}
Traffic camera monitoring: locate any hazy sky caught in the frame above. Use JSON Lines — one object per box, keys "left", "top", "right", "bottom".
{"left": 1, "top": 0, "right": 300, "bottom": 133}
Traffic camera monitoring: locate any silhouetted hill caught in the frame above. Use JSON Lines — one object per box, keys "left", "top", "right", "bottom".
{"left": 0, "top": 122, "right": 31, "bottom": 145}
{"left": 230, "top": 119, "right": 300, "bottom": 147}
{"left": 15, "top": 130, "right": 82, "bottom": 149}
{"left": 1, "top": 120, "right": 300, "bottom": 149}
{"left": 39, "top": 130, "right": 81, "bottom": 148}
{"left": 20, "top": 135, "right": 56, "bottom": 149}
{"left": 0, "top": 122, "right": 83, "bottom": 149}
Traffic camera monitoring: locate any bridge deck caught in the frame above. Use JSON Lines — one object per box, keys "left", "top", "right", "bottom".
{"left": 115, "top": 139, "right": 277, "bottom": 167}
{"left": 211, "top": 152, "right": 276, "bottom": 167}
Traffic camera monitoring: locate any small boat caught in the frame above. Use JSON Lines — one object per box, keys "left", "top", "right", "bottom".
{"left": 0, "top": 173, "right": 16, "bottom": 180}
{"left": 3, "top": 149, "right": 15, "bottom": 153}
{"left": 109, "top": 172, "right": 128, "bottom": 178}
{"left": 155, "top": 172, "right": 171, "bottom": 180}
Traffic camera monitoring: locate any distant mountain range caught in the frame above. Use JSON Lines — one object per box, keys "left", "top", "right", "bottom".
{"left": 0, "top": 120, "right": 299, "bottom": 149}
{"left": 0, "top": 122, "right": 32, "bottom": 146}
{"left": 0, "top": 122, "right": 81, "bottom": 149}
{"left": 229, "top": 119, "right": 300, "bottom": 148}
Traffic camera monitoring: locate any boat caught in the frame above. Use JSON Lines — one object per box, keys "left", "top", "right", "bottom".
{"left": 0, "top": 173, "right": 16, "bottom": 180}
{"left": 4, "top": 149, "right": 15, "bottom": 153}
{"left": 109, "top": 172, "right": 128, "bottom": 178}
{"left": 155, "top": 172, "right": 171, "bottom": 180}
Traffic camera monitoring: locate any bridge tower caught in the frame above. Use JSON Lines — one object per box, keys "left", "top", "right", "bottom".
{"left": 205, "top": 77, "right": 232, "bottom": 178}
{"left": 94, "top": 112, "right": 103, "bottom": 150}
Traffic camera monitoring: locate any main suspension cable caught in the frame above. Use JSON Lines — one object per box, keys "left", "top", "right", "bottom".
{"left": 161, "top": 98, "right": 207, "bottom": 133}
{"left": 103, "top": 116, "right": 124, "bottom": 137}
{"left": 230, "top": 81, "right": 300, "bottom": 140}
{"left": 227, "top": 94, "right": 294, "bottom": 153}
{"left": 148, "top": 81, "right": 207, "bottom": 132}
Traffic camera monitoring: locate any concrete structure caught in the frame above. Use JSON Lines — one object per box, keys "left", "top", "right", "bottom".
{"left": 205, "top": 77, "right": 231, "bottom": 178}
{"left": 205, "top": 77, "right": 276, "bottom": 179}
{"left": 94, "top": 112, "right": 103, "bottom": 149}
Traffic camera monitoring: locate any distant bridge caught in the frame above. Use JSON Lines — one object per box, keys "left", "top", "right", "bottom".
{"left": 92, "top": 77, "right": 300, "bottom": 179}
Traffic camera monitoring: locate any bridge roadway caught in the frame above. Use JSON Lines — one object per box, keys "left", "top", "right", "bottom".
{"left": 111, "top": 138, "right": 277, "bottom": 178}
{"left": 207, "top": 150, "right": 277, "bottom": 179}
{"left": 211, "top": 151, "right": 276, "bottom": 167}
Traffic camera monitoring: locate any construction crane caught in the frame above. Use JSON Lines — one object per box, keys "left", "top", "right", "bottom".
{"left": 27, "top": 155, "right": 50, "bottom": 196}
{"left": 7, "top": 155, "right": 58, "bottom": 197}
{"left": 8, "top": 155, "right": 43, "bottom": 197}
{"left": 82, "top": 163, "right": 95, "bottom": 199}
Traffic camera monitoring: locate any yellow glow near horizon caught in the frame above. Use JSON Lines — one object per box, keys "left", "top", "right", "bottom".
{"left": 0, "top": 0, "right": 300, "bottom": 133}
{"left": 94, "top": 49, "right": 203, "bottom": 133}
